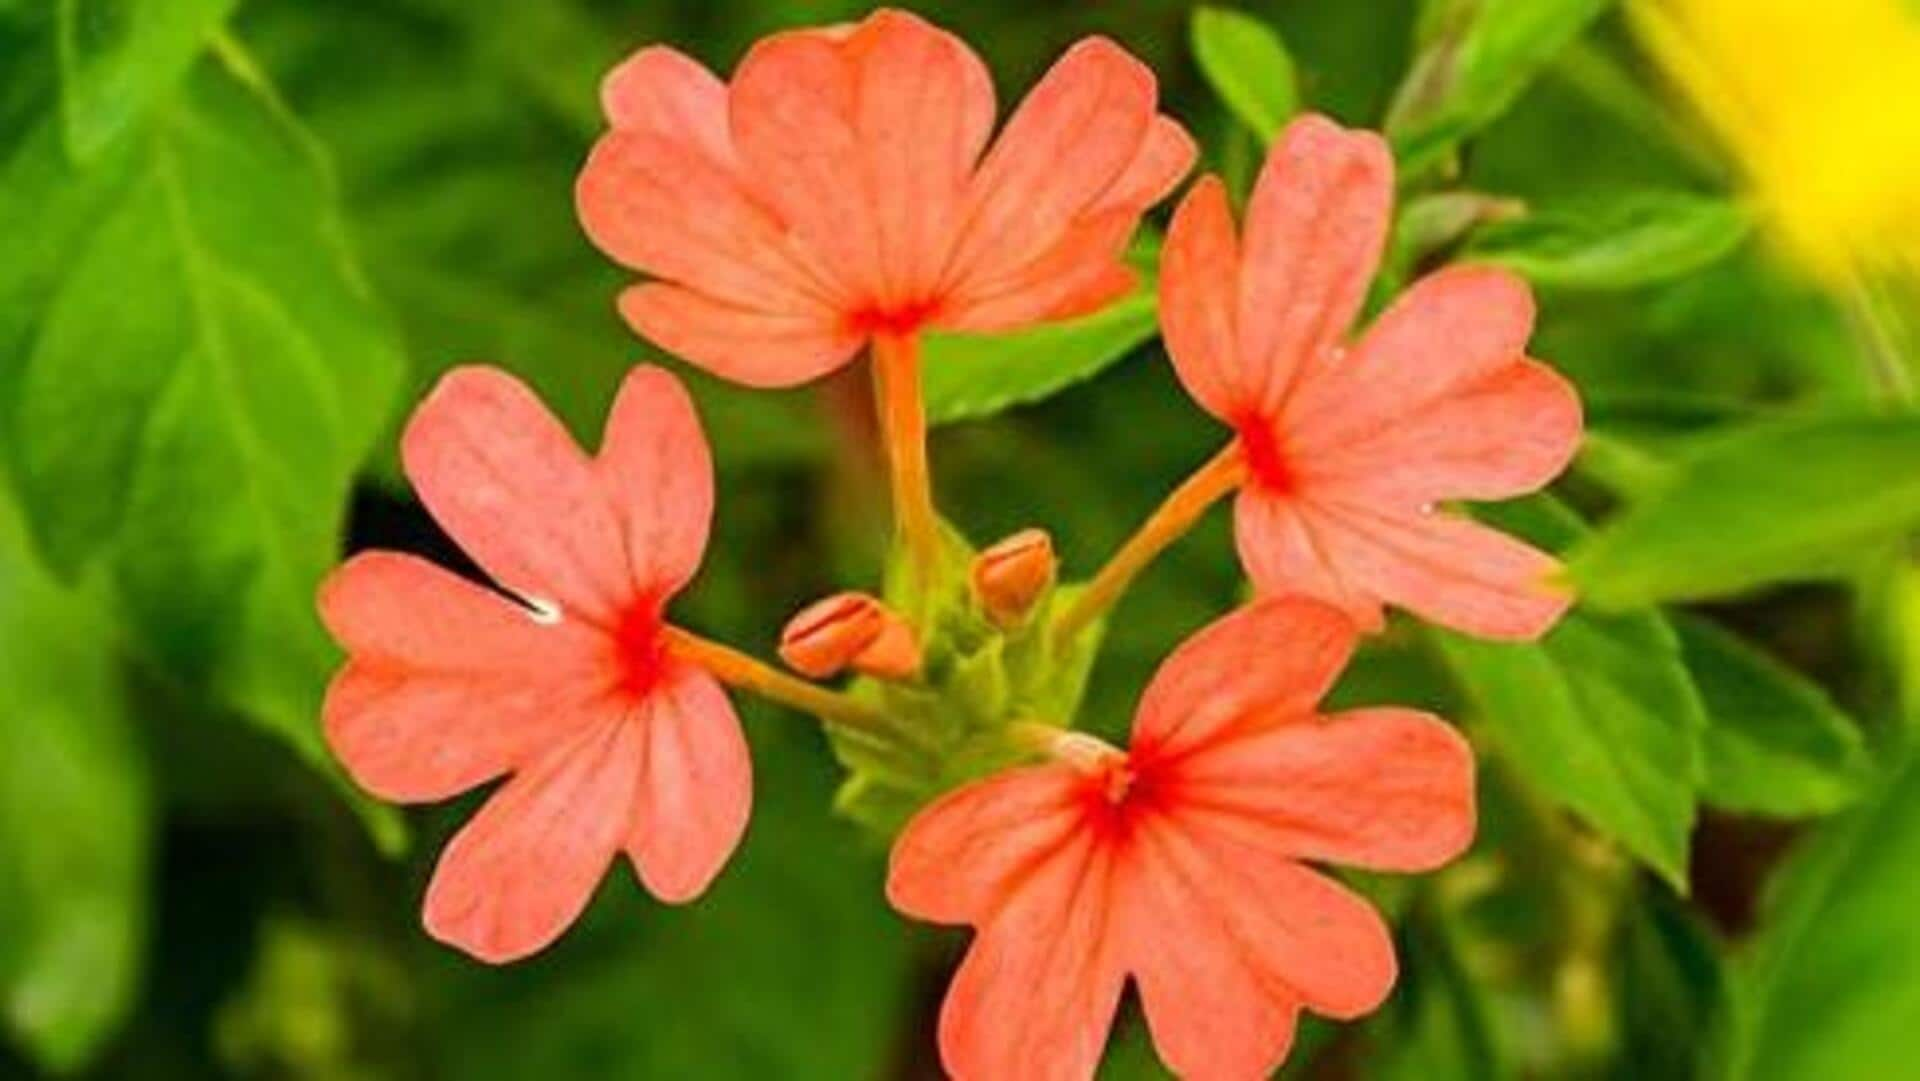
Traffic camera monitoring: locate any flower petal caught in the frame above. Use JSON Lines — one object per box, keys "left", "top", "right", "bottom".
{"left": 938, "top": 209, "right": 1136, "bottom": 333}
{"left": 887, "top": 764, "right": 1091, "bottom": 925}
{"left": 730, "top": 11, "right": 993, "bottom": 311}
{"left": 936, "top": 831, "right": 1127, "bottom": 1081}
{"left": 624, "top": 661, "right": 751, "bottom": 903}
{"left": 1234, "top": 488, "right": 1385, "bottom": 629}
{"left": 943, "top": 37, "right": 1157, "bottom": 292}
{"left": 1130, "top": 597, "right": 1358, "bottom": 764}
{"left": 577, "top": 129, "right": 836, "bottom": 314}
{"left": 1088, "top": 115, "right": 1197, "bottom": 218}
{"left": 1310, "top": 501, "right": 1571, "bottom": 640}
{"left": 600, "top": 46, "right": 733, "bottom": 166}
{"left": 1286, "top": 265, "right": 1537, "bottom": 449}
{"left": 318, "top": 553, "right": 608, "bottom": 802}
{"left": 1237, "top": 115, "right": 1392, "bottom": 415}
{"left": 1130, "top": 814, "right": 1398, "bottom": 1021}
{"left": 1161, "top": 175, "right": 1246, "bottom": 419}
{"left": 850, "top": 11, "right": 996, "bottom": 306}
{"left": 596, "top": 366, "right": 713, "bottom": 599}
{"left": 1118, "top": 836, "right": 1301, "bottom": 1078}
{"left": 581, "top": 46, "right": 837, "bottom": 315}
{"left": 1309, "top": 358, "right": 1582, "bottom": 505}
{"left": 401, "top": 367, "right": 631, "bottom": 626}
{"left": 318, "top": 551, "right": 601, "bottom": 673}
{"left": 324, "top": 664, "right": 606, "bottom": 804}
{"left": 726, "top": 31, "right": 874, "bottom": 302}
{"left": 618, "top": 283, "right": 863, "bottom": 389}
{"left": 1163, "top": 706, "right": 1476, "bottom": 872}
{"left": 422, "top": 717, "right": 640, "bottom": 964}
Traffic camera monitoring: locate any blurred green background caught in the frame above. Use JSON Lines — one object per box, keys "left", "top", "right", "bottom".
{"left": 5, "top": 0, "right": 1920, "bottom": 1077}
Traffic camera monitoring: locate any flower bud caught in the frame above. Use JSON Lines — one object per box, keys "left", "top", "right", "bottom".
{"left": 778, "top": 592, "right": 920, "bottom": 680}
{"left": 851, "top": 615, "right": 921, "bottom": 680}
{"left": 971, "top": 529, "right": 1056, "bottom": 628}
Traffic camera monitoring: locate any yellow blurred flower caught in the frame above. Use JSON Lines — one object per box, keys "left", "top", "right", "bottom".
{"left": 1633, "top": 0, "right": 1920, "bottom": 284}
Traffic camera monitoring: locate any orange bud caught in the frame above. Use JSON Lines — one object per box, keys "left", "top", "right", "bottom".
{"left": 779, "top": 593, "right": 885, "bottom": 678}
{"left": 972, "top": 529, "right": 1056, "bottom": 628}
{"left": 851, "top": 615, "right": 922, "bottom": 680}
{"left": 778, "top": 592, "right": 920, "bottom": 681}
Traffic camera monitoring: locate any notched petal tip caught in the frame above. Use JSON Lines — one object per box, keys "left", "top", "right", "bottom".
{"left": 1161, "top": 172, "right": 1248, "bottom": 419}
{"left": 602, "top": 361, "right": 709, "bottom": 460}
{"left": 623, "top": 665, "right": 752, "bottom": 904}
{"left": 422, "top": 912, "right": 537, "bottom": 967}
{"left": 599, "top": 45, "right": 717, "bottom": 131}
{"left": 313, "top": 550, "right": 387, "bottom": 641}
{"left": 399, "top": 364, "right": 531, "bottom": 470}
{"left": 1419, "top": 261, "right": 1538, "bottom": 340}
{"left": 1518, "top": 354, "right": 1586, "bottom": 467}
{"left": 1279, "top": 111, "right": 1394, "bottom": 175}
{"left": 1131, "top": 596, "right": 1363, "bottom": 758}
{"left": 1059, "top": 34, "right": 1150, "bottom": 81}
{"left": 417, "top": 362, "right": 518, "bottom": 407}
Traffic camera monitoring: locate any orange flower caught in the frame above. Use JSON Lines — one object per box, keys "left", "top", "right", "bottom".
{"left": 888, "top": 599, "right": 1475, "bottom": 1079}
{"left": 575, "top": 8, "right": 1194, "bottom": 388}
{"left": 1161, "top": 115, "right": 1583, "bottom": 639}
{"left": 318, "top": 366, "right": 749, "bottom": 963}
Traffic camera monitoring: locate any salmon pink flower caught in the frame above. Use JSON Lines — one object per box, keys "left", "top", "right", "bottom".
{"left": 318, "top": 365, "right": 750, "bottom": 963}
{"left": 1161, "top": 114, "right": 1583, "bottom": 639}
{"left": 889, "top": 598, "right": 1475, "bottom": 1080}
{"left": 575, "top": 7, "right": 1195, "bottom": 388}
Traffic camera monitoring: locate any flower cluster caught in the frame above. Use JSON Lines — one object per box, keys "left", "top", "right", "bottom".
{"left": 318, "top": 9, "right": 1582, "bottom": 1078}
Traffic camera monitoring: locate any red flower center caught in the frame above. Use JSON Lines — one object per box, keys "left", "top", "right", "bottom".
{"left": 847, "top": 300, "right": 941, "bottom": 339}
{"left": 1080, "top": 754, "right": 1168, "bottom": 843}
{"left": 613, "top": 602, "right": 668, "bottom": 697}
{"left": 1234, "top": 415, "right": 1293, "bottom": 493}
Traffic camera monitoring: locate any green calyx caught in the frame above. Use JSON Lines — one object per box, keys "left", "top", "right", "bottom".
{"left": 826, "top": 520, "right": 1104, "bottom": 837}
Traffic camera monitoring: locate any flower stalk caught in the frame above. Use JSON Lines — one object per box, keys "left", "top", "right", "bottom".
{"left": 1053, "top": 442, "right": 1248, "bottom": 645}
{"left": 871, "top": 332, "right": 942, "bottom": 592}
{"left": 663, "top": 626, "right": 889, "bottom": 733}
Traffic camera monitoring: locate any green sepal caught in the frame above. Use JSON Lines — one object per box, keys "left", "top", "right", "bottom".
{"left": 826, "top": 526, "right": 1111, "bottom": 837}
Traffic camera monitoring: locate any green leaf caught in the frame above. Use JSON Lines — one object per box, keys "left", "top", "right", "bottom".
{"left": 243, "top": 0, "right": 820, "bottom": 481}
{"left": 1433, "top": 496, "right": 1704, "bottom": 888}
{"left": 0, "top": 47, "right": 403, "bottom": 767}
{"left": 924, "top": 286, "right": 1158, "bottom": 425}
{"left": 1676, "top": 614, "right": 1872, "bottom": 818}
{"left": 56, "top": 0, "right": 238, "bottom": 159}
{"left": 1727, "top": 755, "right": 1920, "bottom": 1080}
{"left": 1387, "top": 0, "right": 1612, "bottom": 179}
{"left": 1614, "top": 885, "right": 1729, "bottom": 1079}
{"left": 1465, "top": 191, "right": 1751, "bottom": 290}
{"left": 1570, "top": 414, "right": 1920, "bottom": 608}
{"left": 1870, "top": 556, "right": 1920, "bottom": 733}
{"left": 1384, "top": 191, "right": 1525, "bottom": 290}
{"left": 1574, "top": 429, "right": 1677, "bottom": 498}
{"left": 0, "top": 495, "right": 149, "bottom": 1072}
{"left": 1189, "top": 6, "right": 1298, "bottom": 143}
